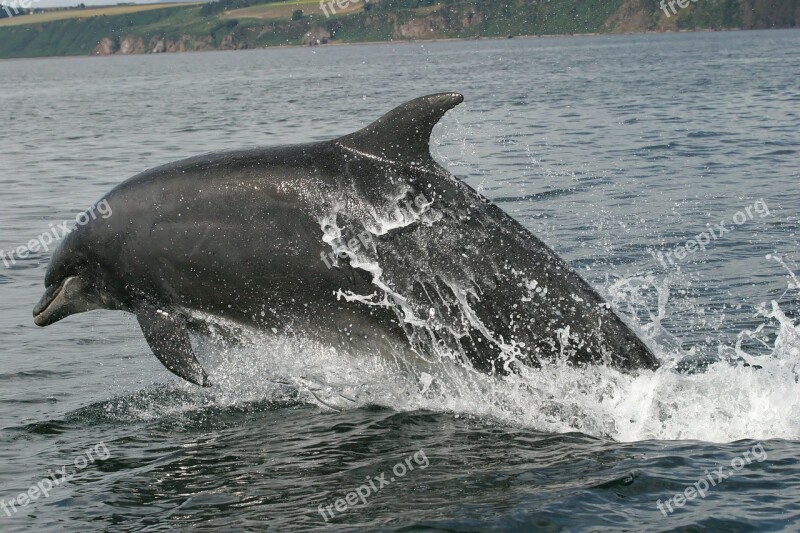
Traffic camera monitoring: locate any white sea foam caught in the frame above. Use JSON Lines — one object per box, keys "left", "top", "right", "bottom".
{"left": 175, "top": 254, "right": 799, "bottom": 444}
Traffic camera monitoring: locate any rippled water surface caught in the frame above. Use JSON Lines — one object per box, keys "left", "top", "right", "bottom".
{"left": 1, "top": 30, "right": 799, "bottom": 531}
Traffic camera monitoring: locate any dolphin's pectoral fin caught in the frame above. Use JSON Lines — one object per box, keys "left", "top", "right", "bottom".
{"left": 135, "top": 304, "right": 211, "bottom": 387}
{"left": 336, "top": 92, "right": 463, "bottom": 165}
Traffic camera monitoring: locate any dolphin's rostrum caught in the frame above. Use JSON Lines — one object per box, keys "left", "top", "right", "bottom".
{"left": 34, "top": 93, "right": 659, "bottom": 386}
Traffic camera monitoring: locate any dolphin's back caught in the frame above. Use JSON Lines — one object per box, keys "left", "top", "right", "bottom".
{"left": 35, "top": 92, "right": 657, "bottom": 388}
{"left": 106, "top": 93, "right": 657, "bottom": 374}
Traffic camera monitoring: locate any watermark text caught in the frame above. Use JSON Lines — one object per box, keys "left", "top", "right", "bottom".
{"left": 1, "top": 442, "right": 110, "bottom": 517}
{"left": 656, "top": 442, "right": 767, "bottom": 517}
{"left": 318, "top": 449, "right": 429, "bottom": 521}
{"left": 0, "top": 199, "right": 112, "bottom": 269}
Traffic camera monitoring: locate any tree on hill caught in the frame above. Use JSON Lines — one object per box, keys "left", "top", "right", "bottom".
{"left": 327, "top": 20, "right": 342, "bottom": 39}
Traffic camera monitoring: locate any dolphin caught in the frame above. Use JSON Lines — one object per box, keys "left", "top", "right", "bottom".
{"left": 33, "top": 92, "right": 659, "bottom": 387}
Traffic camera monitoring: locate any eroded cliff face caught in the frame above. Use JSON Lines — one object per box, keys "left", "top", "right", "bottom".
{"left": 92, "top": 35, "right": 219, "bottom": 55}
{"left": 119, "top": 37, "right": 146, "bottom": 54}
{"left": 602, "top": 0, "right": 665, "bottom": 33}
{"left": 93, "top": 37, "right": 115, "bottom": 56}
{"left": 396, "top": 14, "right": 446, "bottom": 38}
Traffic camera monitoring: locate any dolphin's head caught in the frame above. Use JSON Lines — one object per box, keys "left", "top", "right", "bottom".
{"left": 33, "top": 228, "right": 118, "bottom": 327}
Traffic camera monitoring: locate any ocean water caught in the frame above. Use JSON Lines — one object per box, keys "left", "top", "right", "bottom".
{"left": 0, "top": 29, "right": 799, "bottom": 531}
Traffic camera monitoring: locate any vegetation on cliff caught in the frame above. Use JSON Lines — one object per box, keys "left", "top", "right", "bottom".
{"left": 0, "top": 0, "right": 796, "bottom": 58}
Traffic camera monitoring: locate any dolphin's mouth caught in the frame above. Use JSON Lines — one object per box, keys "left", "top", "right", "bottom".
{"left": 33, "top": 276, "right": 74, "bottom": 327}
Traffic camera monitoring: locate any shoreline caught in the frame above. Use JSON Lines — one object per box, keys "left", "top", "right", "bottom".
{"left": 0, "top": 26, "right": 792, "bottom": 62}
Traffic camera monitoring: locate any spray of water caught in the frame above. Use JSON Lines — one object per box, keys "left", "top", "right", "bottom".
{"left": 168, "top": 254, "right": 797, "bottom": 444}
{"left": 99, "top": 122, "right": 800, "bottom": 443}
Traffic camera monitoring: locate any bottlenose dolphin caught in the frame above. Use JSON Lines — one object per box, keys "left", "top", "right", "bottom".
{"left": 34, "top": 92, "right": 659, "bottom": 386}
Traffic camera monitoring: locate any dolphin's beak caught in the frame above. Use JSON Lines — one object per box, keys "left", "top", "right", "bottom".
{"left": 33, "top": 276, "right": 91, "bottom": 327}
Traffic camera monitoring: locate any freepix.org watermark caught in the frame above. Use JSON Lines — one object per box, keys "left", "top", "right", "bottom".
{"left": 319, "top": 0, "right": 367, "bottom": 18}
{"left": 318, "top": 449, "right": 429, "bottom": 522}
{"left": 1, "top": 0, "right": 40, "bottom": 18}
{"left": 0, "top": 199, "right": 112, "bottom": 268}
{"left": 1, "top": 442, "right": 111, "bottom": 518}
{"left": 660, "top": 0, "right": 701, "bottom": 18}
{"left": 320, "top": 193, "right": 429, "bottom": 269}
{"left": 656, "top": 442, "right": 767, "bottom": 517}
{"left": 650, "top": 198, "right": 771, "bottom": 269}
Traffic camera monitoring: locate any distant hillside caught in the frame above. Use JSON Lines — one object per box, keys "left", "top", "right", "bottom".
{"left": 0, "top": 0, "right": 796, "bottom": 59}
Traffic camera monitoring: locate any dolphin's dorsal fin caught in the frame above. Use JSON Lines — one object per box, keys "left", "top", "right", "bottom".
{"left": 336, "top": 92, "right": 463, "bottom": 164}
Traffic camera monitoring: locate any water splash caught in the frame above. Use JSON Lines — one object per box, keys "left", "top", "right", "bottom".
{"left": 184, "top": 249, "right": 800, "bottom": 442}
{"left": 86, "top": 254, "right": 800, "bottom": 444}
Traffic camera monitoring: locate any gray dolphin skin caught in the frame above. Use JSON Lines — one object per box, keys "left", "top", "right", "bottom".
{"left": 33, "top": 92, "right": 659, "bottom": 386}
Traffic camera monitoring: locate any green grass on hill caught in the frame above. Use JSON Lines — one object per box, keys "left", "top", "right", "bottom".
{"left": 222, "top": 0, "right": 362, "bottom": 22}
{"left": 0, "top": 3, "right": 194, "bottom": 28}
